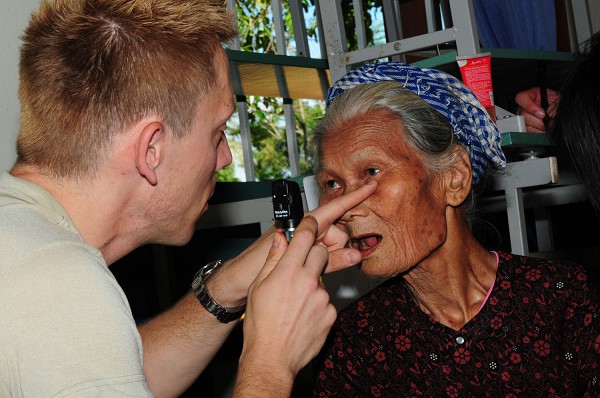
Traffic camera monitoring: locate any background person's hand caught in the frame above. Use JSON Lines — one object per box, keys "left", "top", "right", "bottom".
{"left": 515, "top": 87, "right": 560, "bottom": 132}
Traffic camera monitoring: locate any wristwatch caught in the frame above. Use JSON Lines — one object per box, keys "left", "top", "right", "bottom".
{"left": 191, "top": 260, "right": 246, "bottom": 323}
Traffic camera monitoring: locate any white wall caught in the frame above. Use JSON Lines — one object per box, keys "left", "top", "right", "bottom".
{"left": 0, "top": 0, "right": 40, "bottom": 172}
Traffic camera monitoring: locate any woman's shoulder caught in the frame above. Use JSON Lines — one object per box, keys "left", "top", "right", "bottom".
{"left": 498, "top": 250, "right": 587, "bottom": 275}
{"left": 495, "top": 251, "right": 599, "bottom": 298}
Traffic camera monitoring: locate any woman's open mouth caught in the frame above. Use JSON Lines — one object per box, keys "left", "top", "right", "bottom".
{"left": 350, "top": 234, "right": 382, "bottom": 258}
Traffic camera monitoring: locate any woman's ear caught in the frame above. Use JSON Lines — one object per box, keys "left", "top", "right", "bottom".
{"left": 444, "top": 145, "right": 472, "bottom": 206}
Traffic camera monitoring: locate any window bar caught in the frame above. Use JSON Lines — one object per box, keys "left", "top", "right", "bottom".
{"left": 382, "top": 0, "right": 404, "bottom": 62}
{"left": 289, "top": 0, "right": 311, "bottom": 57}
{"left": 353, "top": 0, "right": 368, "bottom": 49}
{"left": 424, "top": 0, "right": 437, "bottom": 33}
{"left": 287, "top": 0, "right": 307, "bottom": 176}
{"left": 225, "top": 0, "right": 241, "bottom": 50}
{"left": 225, "top": 0, "right": 255, "bottom": 181}
{"left": 274, "top": 64, "right": 301, "bottom": 176}
{"left": 318, "top": 0, "right": 349, "bottom": 83}
{"left": 571, "top": 0, "right": 593, "bottom": 46}
{"left": 230, "top": 59, "right": 255, "bottom": 181}
{"left": 341, "top": 29, "right": 457, "bottom": 66}
{"left": 314, "top": 0, "right": 328, "bottom": 59}
{"left": 283, "top": 99, "right": 301, "bottom": 177}
{"left": 315, "top": 0, "right": 331, "bottom": 99}
{"left": 448, "top": 0, "right": 481, "bottom": 57}
{"left": 439, "top": 0, "right": 453, "bottom": 29}
{"left": 235, "top": 96, "right": 256, "bottom": 182}
{"left": 314, "top": 0, "right": 331, "bottom": 97}
{"left": 272, "top": 0, "right": 288, "bottom": 54}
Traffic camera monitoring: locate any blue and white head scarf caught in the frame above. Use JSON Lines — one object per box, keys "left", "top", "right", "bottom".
{"left": 326, "top": 62, "right": 506, "bottom": 184}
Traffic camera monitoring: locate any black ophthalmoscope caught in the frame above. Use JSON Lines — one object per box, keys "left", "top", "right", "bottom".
{"left": 271, "top": 179, "right": 304, "bottom": 242}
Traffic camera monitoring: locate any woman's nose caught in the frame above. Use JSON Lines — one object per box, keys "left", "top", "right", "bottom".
{"left": 338, "top": 183, "right": 371, "bottom": 223}
{"left": 338, "top": 201, "right": 369, "bottom": 223}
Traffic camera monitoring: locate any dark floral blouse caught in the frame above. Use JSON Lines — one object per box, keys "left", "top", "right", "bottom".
{"left": 313, "top": 252, "right": 599, "bottom": 397}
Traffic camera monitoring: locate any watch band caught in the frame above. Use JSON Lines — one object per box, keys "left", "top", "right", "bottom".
{"left": 191, "top": 260, "right": 246, "bottom": 323}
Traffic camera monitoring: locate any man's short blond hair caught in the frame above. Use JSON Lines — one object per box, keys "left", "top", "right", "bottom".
{"left": 17, "top": 0, "right": 237, "bottom": 178}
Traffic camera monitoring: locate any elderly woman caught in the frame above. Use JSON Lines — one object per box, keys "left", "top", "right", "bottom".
{"left": 312, "top": 63, "right": 599, "bottom": 397}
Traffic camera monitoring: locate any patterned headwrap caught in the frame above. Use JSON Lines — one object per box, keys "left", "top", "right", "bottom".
{"left": 326, "top": 62, "right": 506, "bottom": 184}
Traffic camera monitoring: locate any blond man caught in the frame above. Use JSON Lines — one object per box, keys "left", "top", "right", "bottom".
{"left": 0, "top": 0, "right": 375, "bottom": 396}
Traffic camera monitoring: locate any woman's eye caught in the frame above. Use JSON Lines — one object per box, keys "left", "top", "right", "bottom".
{"left": 367, "top": 168, "right": 380, "bottom": 177}
{"left": 324, "top": 180, "right": 340, "bottom": 189}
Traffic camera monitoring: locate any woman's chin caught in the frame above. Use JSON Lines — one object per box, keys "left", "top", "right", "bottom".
{"left": 358, "top": 257, "right": 393, "bottom": 278}
{"left": 358, "top": 253, "right": 414, "bottom": 279}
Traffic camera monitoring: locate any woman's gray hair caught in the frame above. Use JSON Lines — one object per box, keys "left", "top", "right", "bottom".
{"left": 314, "top": 80, "right": 481, "bottom": 213}
{"left": 315, "top": 81, "right": 460, "bottom": 175}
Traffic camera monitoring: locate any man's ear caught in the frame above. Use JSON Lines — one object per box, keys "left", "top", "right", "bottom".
{"left": 444, "top": 145, "right": 472, "bottom": 207}
{"left": 136, "top": 121, "right": 165, "bottom": 186}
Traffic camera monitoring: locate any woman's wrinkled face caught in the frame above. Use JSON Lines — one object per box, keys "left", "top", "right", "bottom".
{"left": 317, "top": 109, "right": 449, "bottom": 278}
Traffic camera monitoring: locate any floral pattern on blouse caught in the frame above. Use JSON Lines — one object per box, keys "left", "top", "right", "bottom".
{"left": 313, "top": 252, "right": 599, "bottom": 397}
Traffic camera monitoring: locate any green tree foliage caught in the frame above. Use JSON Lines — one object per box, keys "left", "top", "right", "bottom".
{"left": 218, "top": 0, "right": 380, "bottom": 182}
{"left": 246, "top": 97, "right": 290, "bottom": 181}
{"left": 342, "top": 0, "right": 381, "bottom": 51}
{"left": 237, "top": 0, "right": 277, "bottom": 53}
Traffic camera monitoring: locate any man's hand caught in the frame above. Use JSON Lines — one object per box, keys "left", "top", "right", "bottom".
{"left": 213, "top": 181, "right": 377, "bottom": 309}
{"left": 515, "top": 87, "right": 560, "bottom": 132}
{"left": 232, "top": 181, "right": 377, "bottom": 397}
{"left": 306, "top": 181, "right": 377, "bottom": 272}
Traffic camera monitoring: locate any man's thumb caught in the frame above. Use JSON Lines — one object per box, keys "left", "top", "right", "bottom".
{"left": 253, "top": 231, "right": 288, "bottom": 284}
